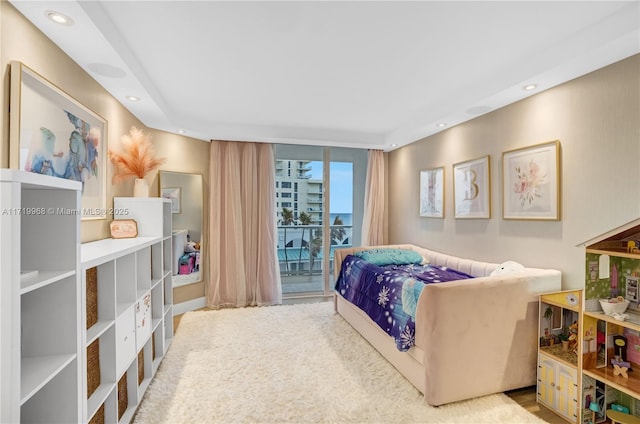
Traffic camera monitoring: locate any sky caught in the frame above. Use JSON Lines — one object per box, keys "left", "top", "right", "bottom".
{"left": 310, "top": 161, "right": 353, "bottom": 214}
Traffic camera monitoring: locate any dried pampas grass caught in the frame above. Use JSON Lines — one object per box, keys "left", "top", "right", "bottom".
{"left": 108, "top": 127, "right": 166, "bottom": 182}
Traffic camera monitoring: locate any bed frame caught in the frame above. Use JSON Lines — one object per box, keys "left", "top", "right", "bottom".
{"left": 333, "top": 244, "right": 562, "bottom": 406}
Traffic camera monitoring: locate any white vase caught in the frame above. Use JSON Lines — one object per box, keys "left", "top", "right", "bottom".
{"left": 133, "top": 178, "right": 149, "bottom": 197}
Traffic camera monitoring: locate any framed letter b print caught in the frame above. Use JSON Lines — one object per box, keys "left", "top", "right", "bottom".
{"left": 502, "top": 140, "right": 561, "bottom": 220}
{"left": 419, "top": 167, "right": 444, "bottom": 218}
{"left": 453, "top": 156, "right": 491, "bottom": 219}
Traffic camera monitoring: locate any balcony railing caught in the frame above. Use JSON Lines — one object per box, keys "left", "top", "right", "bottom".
{"left": 277, "top": 224, "right": 352, "bottom": 277}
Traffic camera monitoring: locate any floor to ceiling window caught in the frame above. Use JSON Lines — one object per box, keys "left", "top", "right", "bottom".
{"left": 274, "top": 145, "right": 366, "bottom": 298}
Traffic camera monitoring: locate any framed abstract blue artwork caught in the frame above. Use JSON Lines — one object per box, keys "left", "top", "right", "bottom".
{"left": 9, "top": 61, "right": 107, "bottom": 220}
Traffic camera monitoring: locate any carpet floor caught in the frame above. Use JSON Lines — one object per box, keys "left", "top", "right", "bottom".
{"left": 133, "top": 301, "right": 546, "bottom": 423}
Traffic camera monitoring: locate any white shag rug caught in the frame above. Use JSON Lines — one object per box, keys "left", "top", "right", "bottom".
{"left": 134, "top": 301, "right": 545, "bottom": 424}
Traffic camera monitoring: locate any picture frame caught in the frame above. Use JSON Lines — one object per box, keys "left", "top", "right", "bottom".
{"left": 588, "top": 260, "right": 599, "bottom": 282}
{"left": 419, "top": 167, "right": 444, "bottom": 218}
{"left": 9, "top": 61, "right": 107, "bottom": 220}
{"left": 110, "top": 219, "right": 138, "bottom": 239}
{"left": 502, "top": 140, "right": 561, "bottom": 220}
{"left": 161, "top": 187, "right": 181, "bottom": 213}
{"left": 453, "top": 155, "right": 491, "bottom": 219}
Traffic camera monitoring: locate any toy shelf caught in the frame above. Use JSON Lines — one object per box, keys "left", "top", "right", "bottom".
{"left": 587, "top": 248, "right": 640, "bottom": 261}
{"left": 583, "top": 367, "right": 640, "bottom": 400}
{"left": 583, "top": 311, "right": 640, "bottom": 332}
{"left": 540, "top": 344, "right": 578, "bottom": 367}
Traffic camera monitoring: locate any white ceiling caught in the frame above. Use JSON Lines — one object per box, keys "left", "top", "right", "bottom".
{"left": 9, "top": 1, "right": 640, "bottom": 151}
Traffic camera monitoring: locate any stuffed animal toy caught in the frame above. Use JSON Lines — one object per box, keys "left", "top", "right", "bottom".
{"left": 490, "top": 261, "right": 525, "bottom": 276}
{"left": 184, "top": 241, "right": 197, "bottom": 253}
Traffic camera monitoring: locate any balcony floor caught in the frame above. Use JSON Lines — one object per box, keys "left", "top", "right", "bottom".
{"left": 281, "top": 273, "right": 333, "bottom": 294}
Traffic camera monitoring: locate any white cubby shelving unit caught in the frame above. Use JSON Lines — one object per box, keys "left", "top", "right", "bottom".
{"left": 80, "top": 197, "right": 172, "bottom": 424}
{"left": 0, "top": 170, "right": 82, "bottom": 423}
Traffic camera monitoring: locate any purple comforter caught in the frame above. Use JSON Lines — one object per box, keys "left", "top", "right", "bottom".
{"left": 335, "top": 255, "right": 473, "bottom": 351}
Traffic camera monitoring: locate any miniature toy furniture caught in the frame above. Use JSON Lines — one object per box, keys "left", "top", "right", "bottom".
{"left": 613, "top": 364, "right": 629, "bottom": 378}
{"left": 334, "top": 244, "right": 562, "bottom": 406}
{"left": 608, "top": 409, "right": 640, "bottom": 424}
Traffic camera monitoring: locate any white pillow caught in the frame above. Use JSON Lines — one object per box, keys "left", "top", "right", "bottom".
{"left": 490, "top": 261, "right": 525, "bottom": 276}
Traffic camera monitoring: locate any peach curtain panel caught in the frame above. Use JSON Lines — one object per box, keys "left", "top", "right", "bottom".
{"left": 361, "top": 149, "right": 385, "bottom": 246}
{"left": 207, "top": 140, "right": 282, "bottom": 308}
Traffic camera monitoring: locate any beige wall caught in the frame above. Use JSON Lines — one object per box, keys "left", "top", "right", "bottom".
{"left": 388, "top": 54, "right": 640, "bottom": 289}
{"left": 1, "top": 3, "right": 207, "bottom": 303}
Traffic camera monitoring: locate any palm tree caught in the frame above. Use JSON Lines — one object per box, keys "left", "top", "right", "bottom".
{"left": 309, "top": 233, "right": 323, "bottom": 272}
{"left": 330, "top": 215, "right": 347, "bottom": 245}
{"left": 281, "top": 207, "right": 294, "bottom": 225}
{"left": 298, "top": 211, "right": 312, "bottom": 272}
{"left": 281, "top": 208, "right": 294, "bottom": 272}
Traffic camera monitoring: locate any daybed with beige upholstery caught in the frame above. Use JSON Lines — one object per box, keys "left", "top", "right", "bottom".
{"left": 333, "top": 244, "right": 562, "bottom": 406}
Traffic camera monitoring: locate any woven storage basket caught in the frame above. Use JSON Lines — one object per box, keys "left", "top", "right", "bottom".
{"left": 86, "top": 267, "right": 98, "bottom": 329}
{"left": 88, "top": 403, "right": 105, "bottom": 424}
{"left": 137, "top": 349, "right": 144, "bottom": 385}
{"left": 118, "top": 373, "right": 128, "bottom": 420}
{"left": 87, "top": 338, "right": 100, "bottom": 398}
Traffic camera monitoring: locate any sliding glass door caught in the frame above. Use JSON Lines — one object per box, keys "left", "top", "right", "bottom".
{"left": 274, "top": 145, "right": 366, "bottom": 298}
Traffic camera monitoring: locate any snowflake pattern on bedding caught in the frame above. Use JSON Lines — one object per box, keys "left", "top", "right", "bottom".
{"left": 335, "top": 255, "right": 473, "bottom": 351}
{"left": 378, "top": 286, "right": 390, "bottom": 307}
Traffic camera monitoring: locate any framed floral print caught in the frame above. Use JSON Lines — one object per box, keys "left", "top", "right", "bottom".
{"left": 502, "top": 140, "right": 561, "bottom": 220}
{"left": 419, "top": 167, "right": 444, "bottom": 218}
{"left": 453, "top": 155, "right": 491, "bottom": 219}
{"left": 161, "top": 187, "right": 181, "bottom": 213}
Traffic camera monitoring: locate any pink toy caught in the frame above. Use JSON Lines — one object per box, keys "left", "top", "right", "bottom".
{"left": 611, "top": 264, "right": 619, "bottom": 298}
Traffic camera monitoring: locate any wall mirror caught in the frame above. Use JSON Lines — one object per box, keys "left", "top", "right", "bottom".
{"left": 159, "top": 171, "right": 203, "bottom": 287}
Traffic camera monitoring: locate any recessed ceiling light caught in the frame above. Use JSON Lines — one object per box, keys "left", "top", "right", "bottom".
{"left": 45, "top": 11, "right": 74, "bottom": 26}
{"left": 522, "top": 84, "right": 538, "bottom": 91}
{"left": 436, "top": 123, "right": 447, "bottom": 128}
{"left": 177, "top": 129, "right": 186, "bottom": 134}
{"left": 126, "top": 96, "right": 140, "bottom": 102}
{"left": 390, "top": 143, "right": 397, "bottom": 147}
